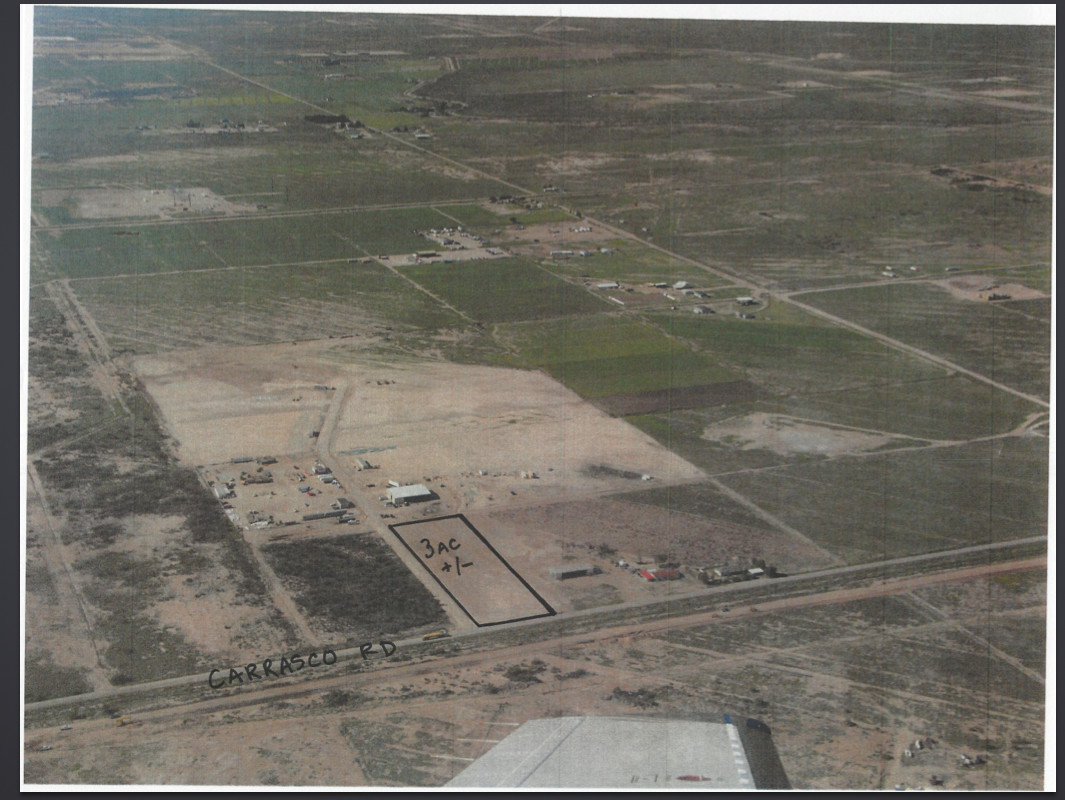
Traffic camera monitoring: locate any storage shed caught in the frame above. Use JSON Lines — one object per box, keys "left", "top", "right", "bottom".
{"left": 549, "top": 564, "right": 601, "bottom": 580}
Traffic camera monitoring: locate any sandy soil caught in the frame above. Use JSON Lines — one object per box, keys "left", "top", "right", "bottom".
{"left": 499, "top": 221, "right": 620, "bottom": 259}
{"left": 971, "top": 88, "right": 1038, "bottom": 98}
{"left": 136, "top": 344, "right": 704, "bottom": 506}
{"left": 134, "top": 346, "right": 337, "bottom": 465}
{"left": 538, "top": 154, "right": 617, "bottom": 176}
{"left": 329, "top": 360, "right": 705, "bottom": 509}
{"left": 647, "top": 150, "right": 738, "bottom": 165}
{"left": 702, "top": 413, "right": 897, "bottom": 456}
{"left": 935, "top": 277, "right": 1048, "bottom": 303}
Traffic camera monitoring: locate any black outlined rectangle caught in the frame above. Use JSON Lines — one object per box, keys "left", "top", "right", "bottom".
{"left": 389, "top": 514, "right": 555, "bottom": 627}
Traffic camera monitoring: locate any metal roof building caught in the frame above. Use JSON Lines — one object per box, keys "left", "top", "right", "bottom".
{"left": 385, "top": 484, "right": 435, "bottom": 503}
{"left": 446, "top": 714, "right": 789, "bottom": 789}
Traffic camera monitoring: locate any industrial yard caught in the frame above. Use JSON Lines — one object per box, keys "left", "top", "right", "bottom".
{"left": 23, "top": 7, "right": 1051, "bottom": 791}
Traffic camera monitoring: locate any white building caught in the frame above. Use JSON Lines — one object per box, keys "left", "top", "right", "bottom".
{"left": 386, "top": 484, "right": 435, "bottom": 504}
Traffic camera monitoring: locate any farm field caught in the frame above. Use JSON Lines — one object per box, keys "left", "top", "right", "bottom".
{"left": 716, "top": 436, "right": 1049, "bottom": 564}
{"left": 498, "top": 313, "right": 740, "bottom": 399}
{"left": 398, "top": 257, "right": 608, "bottom": 323}
{"left": 24, "top": 7, "right": 1051, "bottom": 792}
{"left": 38, "top": 207, "right": 465, "bottom": 279}
{"left": 795, "top": 280, "right": 1053, "bottom": 401}
{"left": 72, "top": 261, "right": 465, "bottom": 354}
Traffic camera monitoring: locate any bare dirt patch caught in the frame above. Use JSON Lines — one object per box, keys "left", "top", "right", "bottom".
{"left": 538, "top": 154, "right": 617, "bottom": 176}
{"left": 499, "top": 221, "right": 619, "bottom": 258}
{"left": 135, "top": 341, "right": 705, "bottom": 511}
{"left": 389, "top": 515, "right": 554, "bottom": 626}
{"left": 330, "top": 359, "right": 706, "bottom": 511}
{"left": 62, "top": 147, "right": 272, "bottom": 171}
{"left": 935, "top": 277, "right": 1048, "bottom": 303}
{"left": 970, "top": 88, "right": 1037, "bottom": 98}
{"left": 647, "top": 150, "right": 738, "bottom": 165}
{"left": 489, "top": 495, "right": 835, "bottom": 575}
{"left": 702, "top": 413, "right": 898, "bottom": 457}
{"left": 133, "top": 345, "right": 337, "bottom": 465}
{"left": 40, "top": 187, "right": 258, "bottom": 220}
{"left": 33, "top": 36, "right": 188, "bottom": 60}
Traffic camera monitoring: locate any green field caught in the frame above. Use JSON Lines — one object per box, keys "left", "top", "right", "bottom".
{"left": 39, "top": 207, "right": 464, "bottom": 278}
{"left": 499, "top": 313, "right": 738, "bottom": 398}
{"left": 72, "top": 260, "right": 464, "bottom": 353}
{"left": 651, "top": 300, "right": 952, "bottom": 394}
{"left": 399, "top": 257, "right": 608, "bottom": 323}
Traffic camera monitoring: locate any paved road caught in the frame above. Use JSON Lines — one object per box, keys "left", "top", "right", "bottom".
{"left": 24, "top": 539, "right": 1046, "bottom": 712}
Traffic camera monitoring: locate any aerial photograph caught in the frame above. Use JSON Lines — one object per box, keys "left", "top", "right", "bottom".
{"left": 21, "top": 5, "right": 1053, "bottom": 790}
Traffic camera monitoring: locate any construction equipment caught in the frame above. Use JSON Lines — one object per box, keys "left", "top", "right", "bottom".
{"left": 114, "top": 716, "right": 133, "bottom": 727}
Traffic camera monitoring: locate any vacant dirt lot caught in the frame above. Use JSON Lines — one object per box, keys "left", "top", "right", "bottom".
{"left": 488, "top": 495, "right": 836, "bottom": 575}
{"left": 328, "top": 356, "right": 707, "bottom": 508}
{"left": 935, "top": 276, "right": 1048, "bottom": 303}
{"left": 498, "top": 221, "right": 619, "bottom": 258}
{"left": 390, "top": 515, "right": 555, "bottom": 626}
{"left": 134, "top": 346, "right": 337, "bottom": 465}
{"left": 702, "top": 413, "right": 900, "bottom": 456}
{"left": 137, "top": 342, "right": 704, "bottom": 502}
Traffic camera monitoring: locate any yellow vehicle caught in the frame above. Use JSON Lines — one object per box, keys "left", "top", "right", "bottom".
{"left": 114, "top": 716, "right": 132, "bottom": 727}
{"left": 421, "top": 630, "right": 450, "bottom": 641}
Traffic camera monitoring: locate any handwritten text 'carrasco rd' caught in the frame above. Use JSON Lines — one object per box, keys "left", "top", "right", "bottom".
{"left": 208, "top": 641, "right": 396, "bottom": 689}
